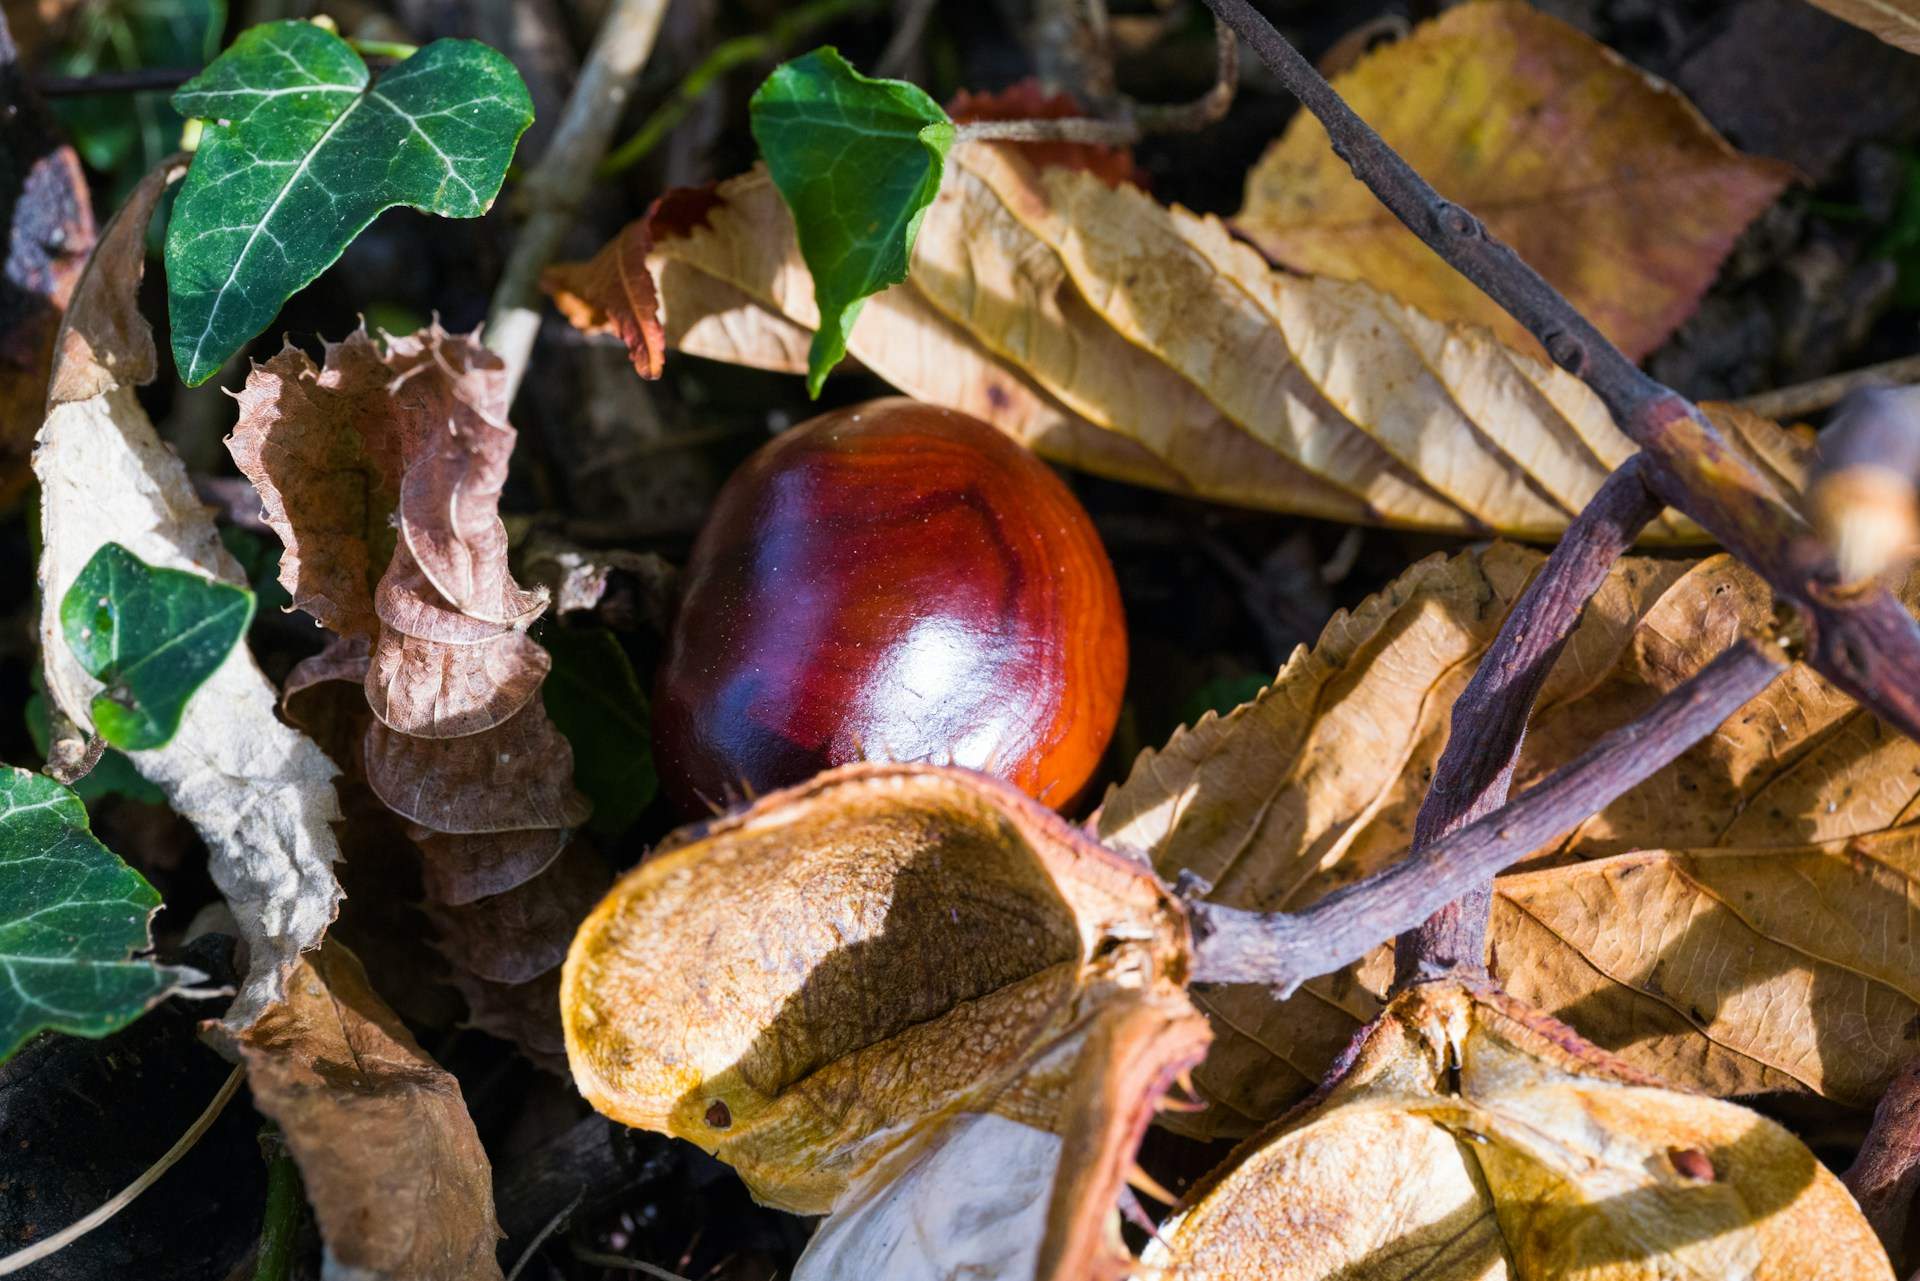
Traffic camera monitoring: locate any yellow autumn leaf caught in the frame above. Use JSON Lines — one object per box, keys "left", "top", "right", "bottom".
{"left": 565, "top": 147, "right": 1806, "bottom": 536}
{"left": 1235, "top": 2, "right": 1794, "bottom": 361}
{"left": 560, "top": 763, "right": 1208, "bottom": 1281}
{"left": 1097, "top": 544, "right": 1920, "bottom": 1134}
{"left": 1141, "top": 982, "right": 1891, "bottom": 1280}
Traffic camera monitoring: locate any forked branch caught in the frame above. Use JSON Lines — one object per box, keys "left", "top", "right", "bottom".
{"left": 1187, "top": 638, "right": 1786, "bottom": 991}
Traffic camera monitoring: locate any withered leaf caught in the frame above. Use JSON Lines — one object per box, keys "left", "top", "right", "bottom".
{"left": 1098, "top": 544, "right": 1920, "bottom": 1132}
{"left": 540, "top": 202, "right": 667, "bottom": 380}
{"left": 233, "top": 322, "right": 594, "bottom": 1064}
{"left": 1144, "top": 982, "right": 1891, "bottom": 1279}
{"left": 595, "top": 146, "right": 1805, "bottom": 536}
{"left": 1, "top": 13, "right": 94, "bottom": 492}
{"left": 36, "top": 160, "right": 342, "bottom": 1028}
{"left": 234, "top": 942, "right": 504, "bottom": 1281}
{"left": 1235, "top": 2, "right": 1794, "bottom": 361}
{"left": 563, "top": 764, "right": 1207, "bottom": 1281}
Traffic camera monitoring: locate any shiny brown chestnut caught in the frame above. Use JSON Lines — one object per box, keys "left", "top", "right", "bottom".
{"left": 654, "top": 398, "right": 1127, "bottom": 813}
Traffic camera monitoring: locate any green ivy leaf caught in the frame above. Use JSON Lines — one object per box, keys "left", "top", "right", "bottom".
{"left": 60, "top": 543, "right": 255, "bottom": 752}
{"left": 164, "top": 20, "right": 533, "bottom": 385}
{"left": 541, "top": 627, "right": 656, "bottom": 834}
{"left": 749, "top": 46, "right": 954, "bottom": 396}
{"left": 0, "top": 767, "right": 193, "bottom": 1061}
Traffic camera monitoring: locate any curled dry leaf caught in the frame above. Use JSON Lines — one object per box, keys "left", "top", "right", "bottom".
{"left": 1142, "top": 981, "right": 1891, "bottom": 1279}
{"left": 1235, "top": 2, "right": 1794, "bottom": 362}
{"left": 35, "top": 160, "right": 341, "bottom": 1028}
{"left": 235, "top": 942, "right": 503, "bottom": 1281}
{"left": 562, "top": 764, "right": 1208, "bottom": 1281}
{"left": 0, "top": 14, "right": 94, "bottom": 494}
{"left": 1097, "top": 543, "right": 1920, "bottom": 1134}
{"left": 231, "top": 326, "right": 596, "bottom": 1062}
{"left": 559, "top": 144, "right": 1806, "bottom": 536}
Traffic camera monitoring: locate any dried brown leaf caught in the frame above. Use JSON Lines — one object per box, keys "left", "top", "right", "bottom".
{"left": 235, "top": 943, "right": 503, "bottom": 1281}
{"left": 541, "top": 208, "right": 666, "bottom": 379}
{"left": 1098, "top": 544, "right": 1920, "bottom": 1131}
{"left": 234, "top": 325, "right": 592, "bottom": 1062}
{"left": 1144, "top": 982, "right": 1890, "bottom": 1279}
{"left": 1, "top": 17, "right": 94, "bottom": 480}
{"left": 614, "top": 148, "right": 1806, "bottom": 536}
{"left": 562, "top": 764, "right": 1207, "bottom": 1281}
{"left": 1236, "top": 3, "right": 1795, "bottom": 361}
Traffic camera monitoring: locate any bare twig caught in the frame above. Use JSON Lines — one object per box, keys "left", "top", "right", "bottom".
{"left": 1809, "top": 386, "right": 1920, "bottom": 585}
{"left": 1846, "top": 1054, "right": 1920, "bottom": 1271}
{"left": 485, "top": 0, "right": 673, "bottom": 399}
{"left": 33, "top": 67, "right": 198, "bottom": 96}
{"left": 1199, "top": 0, "right": 1920, "bottom": 744}
{"left": 1737, "top": 352, "right": 1920, "bottom": 421}
{"left": 1127, "top": 16, "right": 1238, "bottom": 135}
{"left": 955, "top": 117, "right": 1144, "bottom": 147}
{"left": 598, "top": 0, "right": 881, "bottom": 177}
{"left": 1188, "top": 639, "right": 1786, "bottom": 992}
{"left": 1393, "top": 456, "right": 1665, "bottom": 988}
{"left": 875, "top": 0, "right": 940, "bottom": 80}
{"left": 0, "top": 1065, "right": 246, "bottom": 1276}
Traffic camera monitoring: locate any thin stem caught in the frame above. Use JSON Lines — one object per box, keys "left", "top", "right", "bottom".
{"left": 1392, "top": 456, "right": 1664, "bottom": 989}
{"left": 485, "top": 0, "right": 674, "bottom": 400}
{"left": 1199, "top": 0, "right": 1920, "bottom": 746}
{"left": 1188, "top": 639, "right": 1786, "bottom": 992}
{"left": 955, "top": 117, "right": 1143, "bottom": 147}
{"left": 33, "top": 67, "right": 197, "bottom": 96}
{"left": 345, "top": 38, "right": 419, "bottom": 60}
{"left": 251, "top": 1134, "right": 304, "bottom": 1281}
{"left": 1125, "top": 16, "right": 1238, "bottom": 135}
{"left": 1736, "top": 353, "right": 1920, "bottom": 421}
{"left": 0, "top": 1065, "right": 246, "bottom": 1276}
{"left": 599, "top": 0, "right": 882, "bottom": 178}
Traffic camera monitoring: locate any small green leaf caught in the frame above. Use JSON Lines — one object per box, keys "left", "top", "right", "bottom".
{"left": 749, "top": 47, "right": 954, "bottom": 396}
{"left": 164, "top": 20, "right": 534, "bottom": 385}
{"left": 25, "top": 682, "right": 166, "bottom": 809}
{"left": 541, "top": 627, "right": 656, "bottom": 834}
{"left": 0, "top": 767, "right": 193, "bottom": 1061}
{"left": 60, "top": 544, "right": 255, "bottom": 752}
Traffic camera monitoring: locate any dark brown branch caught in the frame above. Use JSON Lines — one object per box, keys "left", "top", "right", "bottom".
{"left": 1198, "top": 0, "right": 1920, "bottom": 745}
{"left": 1846, "top": 1054, "right": 1920, "bottom": 1272}
{"left": 1393, "top": 456, "right": 1664, "bottom": 988}
{"left": 1809, "top": 386, "right": 1920, "bottom": 585}
{"left": 1188, "top": 638, "right": 1786, "bottom": 991}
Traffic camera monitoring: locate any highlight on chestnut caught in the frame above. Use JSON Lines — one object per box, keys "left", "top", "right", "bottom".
{"left": 652, "top": 398, "right": 1128, "bottom": 813}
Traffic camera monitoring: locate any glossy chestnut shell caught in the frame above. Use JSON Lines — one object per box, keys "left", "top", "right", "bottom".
{"left": 654, "top": 398, "right": 1127, "bottom": 812}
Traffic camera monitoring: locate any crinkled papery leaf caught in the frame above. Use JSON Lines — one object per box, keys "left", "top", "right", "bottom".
{"left": 1235, "top": 3, "right": 1794, "bottom": 361}
{"left": 540, "top": 626, "right": 656, "bottom": 834}
{"left": 60, "top": 542, "right": 254, "bottom": 751}
{"left": 540, "top": 206, "right": 666, "bottom": 380}
{"left": 1805, "top": 1, "right": 1920, "bottom": 53}
{"left": 562, "top": 764, "right": 1207, "bottom": 1281}
{"left": 1143, "top": 982, "right": 1891, "bottom": 1279}
{"left": 36, "top": 159, "right": 341, "bottom": 1028}
{"left": 0, "top": 767, "right": 195, "bottom": 1060}
{"left": 0, "top": 12, "right": 94, "bottom": 483}
{"left": 1096, "top": 543, "right": 1920, "bottom": 1133}
{"left": 230, "top": 324, "right": 591, "bottom": 1064}
{"left": 587, "top": 149, "right": 1807, "bottom": 537}
{"left": 748, "top": 46, "right": 955, "bottom": 396}
{"left": 164, "top": 20, "right": 532, "bottom": 385}
{"left": 234, "top": 942, "right": 504, "bottom": 1281}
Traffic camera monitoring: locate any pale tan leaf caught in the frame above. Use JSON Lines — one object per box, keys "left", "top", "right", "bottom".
{"left": 36, "top": 161, "right": 343, "bottom": 1028}
{"left": 235, "top": 943, "right": 503, "bottom": 1281}
{"left": 562, "top": 763, "right": 1206, "bottom": 1281}
{"left": 1142, "top": 982, "right": 1891, "bottom": 1280}
{"left": 1235, "top": 2, "right": 1794, "bottom": 361}
{"left": 623, "top": 148, "right": 1809, "bottom": 536}
{"left": 1098, "top": 545, "right": 1920, "bottom": 1130}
